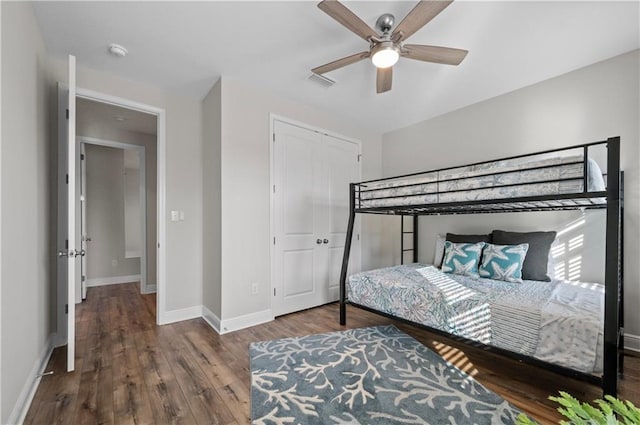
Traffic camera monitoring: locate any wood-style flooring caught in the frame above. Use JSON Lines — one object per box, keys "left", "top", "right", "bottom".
{"left": 25, "top": 283, "right": 639, "bottom": 425}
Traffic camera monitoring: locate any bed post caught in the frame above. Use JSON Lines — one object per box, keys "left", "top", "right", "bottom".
{"left": 339, "top": 183, "right": 356, "bottom": 325}
{"left": 618, "top": 171, "right": 625, "bottom": 377}
{"left": 413, "top": 215, "right": 419, "bottom": 263}
{"left": 603, "top": 136, "right": 621, "bottom": 396}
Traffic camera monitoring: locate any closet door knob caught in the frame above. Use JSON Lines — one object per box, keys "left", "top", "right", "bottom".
{"left": 323, "top": 239, "right": 329, "bottom": 244}
{"left": 316, "top": 239, "right": 323, "bottom": 244}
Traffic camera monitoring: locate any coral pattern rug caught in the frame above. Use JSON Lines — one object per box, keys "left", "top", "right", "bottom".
{"left": 250, "top": 325, "right": 522, "bottom": 424}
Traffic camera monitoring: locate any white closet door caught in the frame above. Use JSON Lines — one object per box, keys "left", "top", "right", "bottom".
{"left": 324, "top": 135, "right": 360, "bottom": 301}
{"left": 272, "top": 121, "right": 326, "bottom": 316}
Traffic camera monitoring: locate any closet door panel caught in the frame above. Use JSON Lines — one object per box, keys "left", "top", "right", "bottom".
{"left": 283, "top": 140, "right": 315, "bottom": 236}
{"left": 283, "top": 249, "right": 314, "bottom": 296}
{"left": 325, "top": 135, "right": 360, "bottom": 299}
{"left": 273, "top": 121, "right": 325, "bottom": 315}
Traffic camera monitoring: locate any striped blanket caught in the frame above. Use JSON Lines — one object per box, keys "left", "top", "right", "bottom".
{"left": 347, "top": 264, "right": 603, "bottom": 373}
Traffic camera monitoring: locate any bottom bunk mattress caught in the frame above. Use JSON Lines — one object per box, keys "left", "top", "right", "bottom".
{"left": 347, "top": 263, "right": 604, "bottom": 374}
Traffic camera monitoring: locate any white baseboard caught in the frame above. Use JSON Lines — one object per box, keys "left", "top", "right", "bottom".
{"left": 219, "top": 309, "right": 273, "bottom": 334}
{"left": 141, "top": 283, "right": 157, "bottom": 294}
{"left": 202, "top": 306, "right": 222, "bottom": 334}
{"left": 625, "top": 333, "right": 640, "bottom": 352}
{"left": 159, "top": 305, "right": 202, "bottom": 325}
{"left": 86, "top": 274, "right": 141, "bottom": 287}
{"left": 125, "top": 250, "right": 141, "bottom": 259}
{"left": 6, "top": 335, "right": 53, "bottom": 425}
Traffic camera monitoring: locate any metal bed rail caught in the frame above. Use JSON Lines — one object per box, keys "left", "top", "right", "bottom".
{"left": 354, "top": 140, "right": 607, "bottom": 211}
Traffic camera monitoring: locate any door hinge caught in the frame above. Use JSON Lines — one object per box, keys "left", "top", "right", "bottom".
{"left": 357, "top": 154, "right": 362, "bottom": 162}
{"left": 273, "top": 288, "right": 276, "bottom": 296}
{"left": 357, "top": 234, "right": 360, "bottom": 241}
{"left": 81, "top": 275, "right": 85, "bottom": 282}
{"left": 66, "top": 109, "right": 69, "bottom": 120}
{"left": 65, "top": 239, "right": 68, "bottom": 249}
{"left": 66, "top": 174, "right": 69, "bottom": 184}
{"left": 273, "top": 185, "right": 276, "bottom": 193}
{"left": 273, "top": 133, "right": 275, "bottom": 142}
{"left": 273, "top": 237, "right": 276, "bottom": 245}
{"left": 80, "top": 154, "right": 85, "bottom": 160}
{"left": 65, "top": 304, "right": 68, "bottom": 314}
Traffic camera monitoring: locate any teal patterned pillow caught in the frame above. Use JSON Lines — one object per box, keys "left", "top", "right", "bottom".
{"left": 479, "top": 243, "right": 529, "bottom": 283}
{"left": 441, "top": 241, "right": 485, "bottom": 278}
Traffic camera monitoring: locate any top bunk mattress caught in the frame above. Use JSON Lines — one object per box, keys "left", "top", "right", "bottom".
{"left": 358, "top": 154, "right": 606, "bottom": 209}
{"left": 347, "top": 263, "right": 604, "bottom": 374}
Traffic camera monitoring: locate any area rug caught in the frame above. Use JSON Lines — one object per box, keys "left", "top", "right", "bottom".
{"left": 250, "top": 325, "right": 522, "bottom": 424}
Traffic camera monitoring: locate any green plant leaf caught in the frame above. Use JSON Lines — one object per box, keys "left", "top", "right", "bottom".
{"left": 604, "top": 413, "right": 618, "bottom": 425}
{"left": 547, "top": 391, "right": 640, "bottom": 425}
{"left": 515, "top": 412, "right": 539, "bottom": 425}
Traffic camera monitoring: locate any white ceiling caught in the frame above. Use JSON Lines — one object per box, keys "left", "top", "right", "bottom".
{"left": 33, "top": 1, "right": 639, "bottom": 134}
{"left": 77, "top": 96, "right": 157, "bottom": 135}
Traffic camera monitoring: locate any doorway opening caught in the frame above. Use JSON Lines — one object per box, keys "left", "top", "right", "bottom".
{"left": 76, "top": 97, "right": 157, "bottom": 303}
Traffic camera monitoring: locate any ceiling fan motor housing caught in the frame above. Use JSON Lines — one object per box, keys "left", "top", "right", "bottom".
{"left": 376, "top": 13, "right": 395, "bottom": 34}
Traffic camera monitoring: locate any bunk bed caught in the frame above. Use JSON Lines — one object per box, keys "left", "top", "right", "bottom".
{"left": 338, "top": 137, "right": 623, "bottom": 396}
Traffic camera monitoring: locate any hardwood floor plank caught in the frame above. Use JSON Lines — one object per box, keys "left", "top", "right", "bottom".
{"left": 135, "top": 329, "right": 197, "bottom": 425}
{"left": 111, "top": 329, "right": 155, "bottom": 425}
{"left": 156, "top": 325, "right": 235, "bottom": 425}
{"left": 216, "top": 380, "right": 251, "bottom": 424}
{"left": 24, "top": 283, "right": 640, "bottom": 425}
{"left": 112, "top": 357, "right": 154, "bottom": 425}
{"left": 175, "top": 324, "right": 238, "bottom": 390}
{"left": 74, "top": 365, "right": 114, "bottom": 425}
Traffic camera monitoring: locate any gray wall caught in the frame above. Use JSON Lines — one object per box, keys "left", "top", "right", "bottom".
{"left": 217, "top": 78, "right": 385, "bottom": 322}
{"left": 202, "top": 79, "right": 222, "bottom": 318}
{"left": 382, "top": 50, "right": 640, "bottom": 343}
{"left": 1, "top": 2, "right": 53, "bottom": 422}
{"left": 85, "top": 144, "right": 140, "bottom": 280}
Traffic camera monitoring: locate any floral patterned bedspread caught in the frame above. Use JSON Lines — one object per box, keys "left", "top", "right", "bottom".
{"left": 347, "top": 264, "right": 603, "bottom": 373}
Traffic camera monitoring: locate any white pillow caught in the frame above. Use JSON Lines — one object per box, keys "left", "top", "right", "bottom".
{"left": 433, "top": 234, "right": 446, "bottom": 268}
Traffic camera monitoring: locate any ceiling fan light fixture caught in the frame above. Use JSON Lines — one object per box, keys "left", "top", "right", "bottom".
{"left": 371, "top": 42, "right": 399, "bottom": 68}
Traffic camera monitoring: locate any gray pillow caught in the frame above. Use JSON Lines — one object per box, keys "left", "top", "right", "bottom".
{"left": 446, "top": 233, "right": 492, "bottom": 244}
{"left": 492, "top": 230, "right": 556, "bottom": 281}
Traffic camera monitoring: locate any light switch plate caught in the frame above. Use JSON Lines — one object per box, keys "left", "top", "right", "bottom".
{"left": 171, "top": 211, "right": 179, "bottom": 222}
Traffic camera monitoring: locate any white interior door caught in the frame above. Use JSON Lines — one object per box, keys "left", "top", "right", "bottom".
{"left": 56, "top": 55, "right": 77, "bottom": 372}
{"left": 272, "top": 121, "right": 325, "bottom": 316}
{"left": 325, "top": 135, "right": 360, "bottom": 300}
{"left": 272, "top": 120, "right": 361, "bottom": 317}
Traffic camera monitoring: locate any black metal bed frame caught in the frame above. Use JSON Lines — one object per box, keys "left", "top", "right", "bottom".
{"left": 338, "top": 137, "right": 623, "bottom": 396}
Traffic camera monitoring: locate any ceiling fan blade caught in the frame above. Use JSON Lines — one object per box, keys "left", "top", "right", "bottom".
{"left": 318, "top": 0, "right": 378, "bottom": 42}
{"left": 376, "top": 67, "right": 393, "bottom": 93}
{"left": 312, "top": 51, "right": 370, "bottom": 75}
{"left": 392, "top": 1, "right": 453, "bottom": 41}
{"left": 403, "top": 44, "right": 468, "bottom": 65}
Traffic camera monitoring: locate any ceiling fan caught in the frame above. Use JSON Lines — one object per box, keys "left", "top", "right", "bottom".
{"left": 312, "top": 0, "right": 468, "bottom": 94}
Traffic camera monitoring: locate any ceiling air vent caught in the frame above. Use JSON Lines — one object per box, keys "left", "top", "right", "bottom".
{"left": 307, "top": 73, "right": 336, "bottom": 88}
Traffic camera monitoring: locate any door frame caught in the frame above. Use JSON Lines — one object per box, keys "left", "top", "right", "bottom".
{"left": 269, "top": 114, "right": 362, "bottom": 315}
{"left": 78, "top": 136, "right": 150, "bottom": 294}
{"left": 72, "top": 87, "right": 167, "bottom": 325}
{"left": 80, "top": 142, "right": 87, "bottom": 300}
